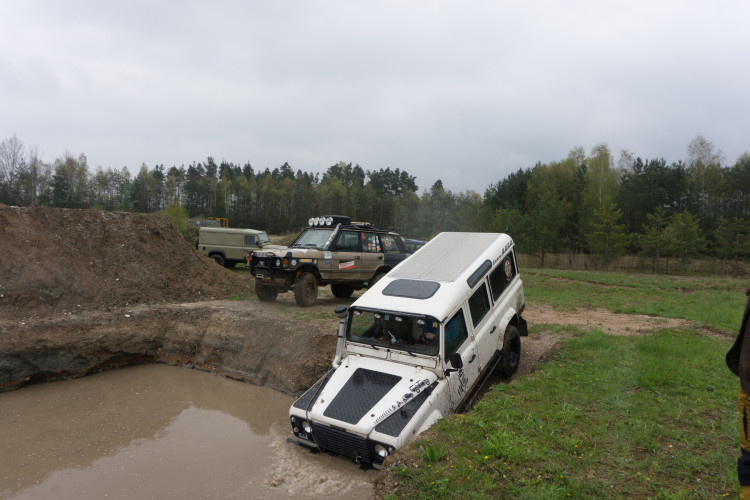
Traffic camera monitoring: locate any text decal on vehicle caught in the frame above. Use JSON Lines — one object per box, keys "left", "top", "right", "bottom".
{"left": 339, "top": 261, "right": 355, "bottom": 270}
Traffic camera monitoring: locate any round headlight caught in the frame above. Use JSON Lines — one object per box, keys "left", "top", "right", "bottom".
{"left": 275, "top": 258, "right": 281, "bottom": 267}
{"left": 302, "top": 420, "right": 313, "bottom": 434}
{"left": 308, "top": 218, "right": 315, "bottom": 226}
{"left": 325, "top": 216, "right": 333, "bottom": 226}
{"left": 291, "top": 259, "right": 297, "bottom": 266}
{"left": 374, "top": 444, "right": 389, "bottom": 458}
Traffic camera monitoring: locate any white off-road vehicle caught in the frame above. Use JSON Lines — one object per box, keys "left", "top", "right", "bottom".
{"left": 288, "top": 232, "right": 527, "bottom": 468}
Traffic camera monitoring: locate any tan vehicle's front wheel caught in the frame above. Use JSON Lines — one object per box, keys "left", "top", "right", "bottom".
{"left": 294, "top": 272, "right": 318, "bottom": 307}
{"left": 255, "top": 281, "right": 278, "bottom": 302}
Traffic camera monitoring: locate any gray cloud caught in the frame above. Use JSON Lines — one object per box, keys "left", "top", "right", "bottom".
{"left": 1, "top": 1, "right": 748, "bottom": 193}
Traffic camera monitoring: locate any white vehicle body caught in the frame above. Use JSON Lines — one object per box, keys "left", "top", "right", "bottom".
{"left": 288, "top": 232, "right": 527, "bottom": 468}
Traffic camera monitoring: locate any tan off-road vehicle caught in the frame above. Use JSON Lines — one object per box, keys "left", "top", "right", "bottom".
{"left": 249, "top": 216, "right": 414, "bottom": 307}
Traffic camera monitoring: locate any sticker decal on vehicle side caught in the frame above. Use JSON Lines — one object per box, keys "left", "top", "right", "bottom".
{"left": 339, "top": 261, "right": 355, "bottom": 270}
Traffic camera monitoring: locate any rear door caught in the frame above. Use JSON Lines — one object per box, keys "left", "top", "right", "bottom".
{"left": 467, "top": 281, "right": 499, "bottom": 370}
{"left": 359, "top": 232, "right": 385, "bottom": 281}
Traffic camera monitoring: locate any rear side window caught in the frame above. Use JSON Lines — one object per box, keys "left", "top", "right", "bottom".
{"left": 468, "top": 283, "right": 491, "bottom": 327}
{"left": 381, "top": 234, "right": 402, "bottom": 253}
{"left": 489, "top": 253, "right": 517, "bottom": 301}
{"left": 362, "top": 232, "right": 381, "bottom": 253}
{"left": 244, "top": 234, "right": 257, "bottom": 246}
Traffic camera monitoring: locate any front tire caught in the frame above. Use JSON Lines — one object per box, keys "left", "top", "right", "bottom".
{"left": 294, "top": 272, "right": 318, "bottom": 307}
{"left": 255, "top": 282, "right": 278, "bottom": 302}
{"left": 211, "top": 254, "right": 225, "bottom": 267}
{"left": 497, "top": 325, "right": 521, "bottom": 377}
{"left": 331, "top": 284, "right": 354, "bottom": 298}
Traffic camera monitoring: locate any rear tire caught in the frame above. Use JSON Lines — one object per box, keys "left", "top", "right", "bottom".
{"left": 294, "top": 272, "right": 318, "bottom": 307}
{"left": 368, "top": 272, "right": 386, "bottom": 288}
{"left": 255, "top": 282, "right": 278, "bottom": 302}
{"left": 211, "top": 254, "right": 225, "bottom": 267}
{"left": 331, "top": 284, "right": 354, "bottom": 298}
{"left": 497, "top": 325, "right": 521, "bottom": 377}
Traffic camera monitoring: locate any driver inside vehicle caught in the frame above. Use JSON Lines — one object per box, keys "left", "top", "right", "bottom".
{"left": 419, "top": 321, "right": 439, "bottom": 345}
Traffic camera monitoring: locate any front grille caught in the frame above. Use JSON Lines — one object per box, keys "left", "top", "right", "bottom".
{"left": 312, "top": 423, "right": 371, "bottom": 464}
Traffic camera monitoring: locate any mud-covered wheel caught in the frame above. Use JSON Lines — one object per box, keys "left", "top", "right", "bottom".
{"left": 255, "top": 281, "right": 278, "bottom": 302}
{"left": 331, "top": 284, "right": 354, "bottom": 298}
{"left": 294, "top": 272, "right": 318, "bottom": 307}
{"left": 211, "top": 254, "right": 225, "bottom": 267}
{"left": 497, "top": 325, "right": 521, "bottom": 377}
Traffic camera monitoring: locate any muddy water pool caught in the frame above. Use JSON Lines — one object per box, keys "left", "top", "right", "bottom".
{"left": 0, "top": 364, "right": 376, "bottom": 499}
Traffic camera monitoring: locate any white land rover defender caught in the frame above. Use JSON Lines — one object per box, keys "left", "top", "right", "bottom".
{"left": 288, "top": 232, "right": 527, "bottom": 468}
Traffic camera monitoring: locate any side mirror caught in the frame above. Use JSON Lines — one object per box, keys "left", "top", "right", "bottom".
{"left": 449, "top": 352, "right": 463, "bottom": 369}
{"left": 445, "top": 352, "right": 463, "bottom": 375}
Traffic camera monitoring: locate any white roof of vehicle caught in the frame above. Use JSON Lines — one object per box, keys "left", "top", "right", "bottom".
{"left": 199, "top": 227, "right": 266, "bottom": 234}
{"left": 351, "top": 232, "right": 514, "bottom": 322}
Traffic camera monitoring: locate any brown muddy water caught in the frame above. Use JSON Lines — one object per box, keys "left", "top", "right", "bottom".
{"left": 0, "top": 364, "right": 376, "bottom": 499}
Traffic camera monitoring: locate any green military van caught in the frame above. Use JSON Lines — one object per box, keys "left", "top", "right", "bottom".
{"left": 196, "top": 227, "right": 281, "bottom": 268}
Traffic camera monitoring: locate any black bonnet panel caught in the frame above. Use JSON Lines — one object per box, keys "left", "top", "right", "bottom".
{"left": 323, "top": 368, "right": 402, "bottom": 424}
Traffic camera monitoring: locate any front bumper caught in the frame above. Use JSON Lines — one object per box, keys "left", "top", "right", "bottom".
{"left": 289, "top": 419, "right": 391, "bottom": 469}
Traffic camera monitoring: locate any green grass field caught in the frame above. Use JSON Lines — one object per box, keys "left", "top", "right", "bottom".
{"left": 380, "top": 269, "right": 748, "bottom": 499}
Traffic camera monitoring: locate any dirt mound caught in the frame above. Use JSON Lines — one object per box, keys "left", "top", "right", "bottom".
{"left": 0, "top": 204, "right": 250, "bottom": 319}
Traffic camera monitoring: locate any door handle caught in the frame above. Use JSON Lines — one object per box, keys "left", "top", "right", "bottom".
{"left": 469, "top": 354, "right": 476, "bottom": 363}
{"left": 355, "top": 255, "right": 360, "bottom": 259}
{"left": 490, "top": 326, "right": 497, "bottom": 333}
{"left": 378, "top": 256, "right": 383, "bottom": 260}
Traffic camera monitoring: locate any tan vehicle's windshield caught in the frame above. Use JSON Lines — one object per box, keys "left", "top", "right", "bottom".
{"left": 292, "top": 228, "right": 335, "bottom": 249}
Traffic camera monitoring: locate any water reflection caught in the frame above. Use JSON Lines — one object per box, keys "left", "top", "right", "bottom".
{"left": 0, "top": 364, "right": 374, "bottom": 499}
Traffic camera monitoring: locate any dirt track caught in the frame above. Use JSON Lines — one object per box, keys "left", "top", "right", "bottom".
{"left": 1, "top": 204, "right": 713, "bottom": 398}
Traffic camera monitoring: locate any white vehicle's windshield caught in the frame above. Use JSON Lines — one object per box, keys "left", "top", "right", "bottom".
{"left": 348, "top": 309, "right": 440, "bottom": 356}
{"left": 292, "top": 228, "right": 334, "bottom": 249}
{"left": 258, "top": 232, "right": 271, "bottom": 244}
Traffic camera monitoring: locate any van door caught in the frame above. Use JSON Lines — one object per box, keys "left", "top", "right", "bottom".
{"left": 444, "top": 308, "right": 480, "bottom": 412}
{"left": 242, "top": 233, "right": 258, "bottom": 258}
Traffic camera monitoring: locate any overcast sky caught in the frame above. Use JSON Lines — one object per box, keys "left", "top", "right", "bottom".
{"left": 1, "top": 1, "right": 748, "bottom": 194}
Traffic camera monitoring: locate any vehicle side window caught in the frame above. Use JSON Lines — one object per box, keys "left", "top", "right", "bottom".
{"left": 335, "top": 231, "right": 360, "bottom": 252}
{"left": 381, "top": 234, "right": 401, "bottom": 253}
{"left": 362, "top": 232, "right": 381, "bottom": 253}
{"left": 443, "top": 309, "right": 469, "bottom": 361}
{"left": 489, "top": 253, "right": 516, "bottom": 301}
{"left": 468, "top": 283, "right": 490, "bottom": 327}
{"left": 244, "top": 234, "right": 257, "bottom": 246}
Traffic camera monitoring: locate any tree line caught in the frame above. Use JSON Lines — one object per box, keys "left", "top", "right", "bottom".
{"left": 1, "top": 134, "right": 748, "bottom": 269}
